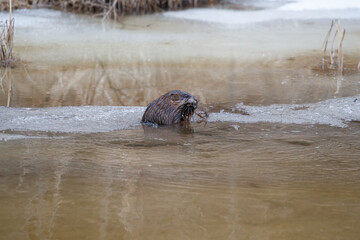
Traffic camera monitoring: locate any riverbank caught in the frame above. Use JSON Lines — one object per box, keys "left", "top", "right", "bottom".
{"left": 0, "top": 0, "right": 217, "bottom": 19}
{"left": 1, "top": 7, "right": 360, "bottom": 108}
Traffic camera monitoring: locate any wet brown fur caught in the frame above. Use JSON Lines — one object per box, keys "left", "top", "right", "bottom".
{"left": 141, "top": 90, "right": 198, "bottom": 125}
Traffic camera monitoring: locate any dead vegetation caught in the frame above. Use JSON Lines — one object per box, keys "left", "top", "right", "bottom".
{"left": 0, "top": 0, "right": 14, "bottom": 67}
{"left": 0, "top": 0, "right": 15, "bottom": 106}
{"left": 321, "top": 19, "right": 346, "bottom": 75}
{"left": 0, "top": 19, "right": 14, "bottom": 66}
{"left": 0, "top": 0, "right": 215, "bottom": 19}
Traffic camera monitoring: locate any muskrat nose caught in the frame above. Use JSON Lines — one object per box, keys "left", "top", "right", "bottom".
{"left": 188, "top": 96, "right": 199, "bottom": 105}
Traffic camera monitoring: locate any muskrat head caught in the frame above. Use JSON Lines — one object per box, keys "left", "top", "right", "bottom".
{"left": 141, "top": 90, "right": 199, "bottom": 126}
{"left": 167, "top": 90, "right": 199, "bottom": 123}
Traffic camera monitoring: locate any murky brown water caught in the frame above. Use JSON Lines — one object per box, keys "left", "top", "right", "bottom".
{"left": 1, "top": 122, "right": 360, "bottom": 239}
{"left": 1, "top": 5, "right": 360, "bottom": 240}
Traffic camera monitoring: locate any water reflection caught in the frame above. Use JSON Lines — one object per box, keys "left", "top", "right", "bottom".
{"left": 1, "top": 56, "right": 360, "bottom": 107}
{"left": 0, "top": 67, "right": 12, "bottom": 107}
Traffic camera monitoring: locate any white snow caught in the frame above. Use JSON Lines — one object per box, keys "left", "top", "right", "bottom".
{"left": 164, "top": 0, "right": 360, "bottom": 25}
{"left": 279, "top": 0, "right": 360, "bottom": 11}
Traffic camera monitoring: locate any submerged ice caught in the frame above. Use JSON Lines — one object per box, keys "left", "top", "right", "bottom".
{"left": 0, "top": 95, "right": 359, "bottom": 134}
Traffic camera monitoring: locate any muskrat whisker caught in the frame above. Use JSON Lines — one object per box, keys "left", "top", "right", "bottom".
{"left": 195, "top": 111, "right": 209, "bottom": 119}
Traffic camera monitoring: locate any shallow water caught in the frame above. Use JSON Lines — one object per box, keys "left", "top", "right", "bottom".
{"left": 1, "top": 1, "right": 360, "bottom": 239}
{"left": 1, "top": 122, "right": 360, "bottom": 239}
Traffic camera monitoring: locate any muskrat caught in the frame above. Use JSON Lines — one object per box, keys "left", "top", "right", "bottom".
{"left": 141, "top": 90, "right": 199, "bottom": 125}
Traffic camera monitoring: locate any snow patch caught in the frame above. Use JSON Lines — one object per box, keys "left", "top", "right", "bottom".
{"left": 279, "top": 0, "right": 360, "bottom": 11}
{"left": 164, "top": 0, "right": 360, "bottom": 26}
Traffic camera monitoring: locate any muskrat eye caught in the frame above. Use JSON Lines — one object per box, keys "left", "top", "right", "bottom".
{"left": 170, "top": 93, "right": 182, "bottom": 101}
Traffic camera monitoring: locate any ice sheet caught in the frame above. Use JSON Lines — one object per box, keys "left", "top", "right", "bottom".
{"left": 1, "top": 96, "right": 359, "bottom": 134}
{"left": 0, "top": 106, "right": 145, "bottom": 133}
{"left": 208, "top": 95, "right": 360, "bottom": 128}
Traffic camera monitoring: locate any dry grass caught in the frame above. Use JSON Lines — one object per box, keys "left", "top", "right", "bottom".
{"left": 321, "top": 19, "right": 346, "bottom": 75}
{"left": 0, "top": 0, "right": 214, "bottom": 19}
{"left": 0, "top": 19, "right": 14, "bottom": 66}
{"left": 0, "top": 0, "right": 14, "bottom": 67}
{"left": 1, "top": 55, "right": 215, "bottom": 107}
{"left": 0, "top": 0, "right": 15, "bottom": 106}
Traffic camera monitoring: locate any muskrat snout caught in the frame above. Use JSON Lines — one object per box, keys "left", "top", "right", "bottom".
{"left": 188, "top": 96, "right": 199, "bottom": 108}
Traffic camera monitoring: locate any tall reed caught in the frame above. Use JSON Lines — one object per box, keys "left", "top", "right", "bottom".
{"left": 0, "top": 0, "right": 14, "bottom": 66}
{"left": 321, "top": 19, "right": 346, "bottom": 75}
{"left": 0, "top": 0, "right": 14, "bottom": 107}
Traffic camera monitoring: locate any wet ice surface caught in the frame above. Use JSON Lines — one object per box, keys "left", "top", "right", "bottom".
{"left": 210, "top": 94, "right": 360, "bottom": 128}
{"left": 0, "top": 106, "right": 145, "bottom": 133}
{"left": 1, "top": 95, "right": 359, "bottom": 135}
